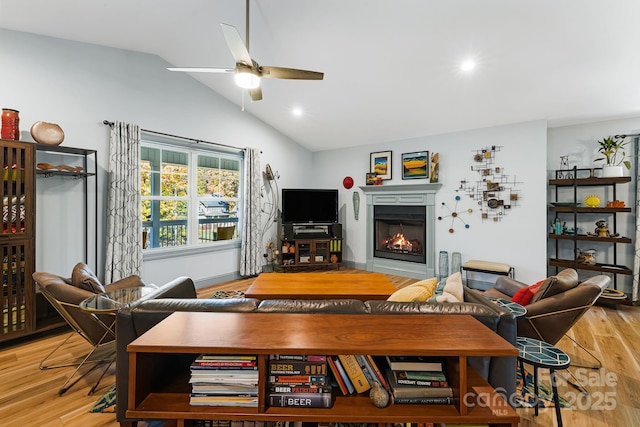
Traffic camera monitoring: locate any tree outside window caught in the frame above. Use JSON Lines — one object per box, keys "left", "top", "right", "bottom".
{"left": 141, "top": 142, "right": 241, "bottom": 249}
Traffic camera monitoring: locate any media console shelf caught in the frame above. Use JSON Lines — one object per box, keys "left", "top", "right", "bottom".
{"left": 280, "top": 237, "right": 342, "bottom": 270}
{"left": 126, "top": 312, "right": 519, "bottom": 426}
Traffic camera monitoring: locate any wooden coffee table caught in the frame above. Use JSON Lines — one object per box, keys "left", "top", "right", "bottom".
{"left": 245, "top": 272, "right": 398, "bottom": 301}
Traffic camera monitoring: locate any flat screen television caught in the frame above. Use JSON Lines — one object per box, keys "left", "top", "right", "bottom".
{"left": 281, "top": 188, "right": 339, "bottom": 224}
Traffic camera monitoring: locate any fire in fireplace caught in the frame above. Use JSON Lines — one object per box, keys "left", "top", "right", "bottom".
{"left": 381, "top": 229, "right": 422, "bottom": 254}
{"left": 374, "top": 205, "right": 426, "bottom": 264}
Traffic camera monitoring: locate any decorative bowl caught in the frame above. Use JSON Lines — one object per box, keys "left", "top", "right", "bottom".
{"left": 30, "top": 121, "right": 64, "bottom": 145}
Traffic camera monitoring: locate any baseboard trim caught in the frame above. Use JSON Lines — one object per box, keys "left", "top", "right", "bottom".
{"left": 193, "top": 272, "right": 242, "bottom": 289}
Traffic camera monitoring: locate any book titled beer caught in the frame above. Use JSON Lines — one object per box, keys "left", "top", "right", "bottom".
{"left": 269, "top": 385, "right": 332, "bottom": 394}
{"left": 268, "top": 360, "right": 327, "bottom": 375}
{"left": 268, "top": 392, "right": 333, "bottom": 408}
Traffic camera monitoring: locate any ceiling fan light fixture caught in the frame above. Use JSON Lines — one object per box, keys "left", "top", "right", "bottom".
{"left": 235, "top": 69, "right": 261, "bottom": 89}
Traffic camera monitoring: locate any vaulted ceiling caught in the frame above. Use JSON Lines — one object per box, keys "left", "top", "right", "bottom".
{"left": 1, "top": 0, "right": 639, "bottom": 151}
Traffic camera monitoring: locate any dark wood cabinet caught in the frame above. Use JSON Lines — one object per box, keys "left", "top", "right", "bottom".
{"left": 0, "top": 139, "right": 43, "bottom": 342}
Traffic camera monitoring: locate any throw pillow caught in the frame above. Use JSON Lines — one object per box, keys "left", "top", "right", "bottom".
{"left": 511, "top": 280, "right": 544, "bottom": 306}
{"left": 410, "top": 277, "right": 439, "bottom": 292}
{"left": 429, "top": 272, "right": 464, "bottom": 303}
{"left": 71, "top": 262, "right": 105, "bottom": 293}
{"left": 387, "top": 277, "right": 438, "bottom": 302}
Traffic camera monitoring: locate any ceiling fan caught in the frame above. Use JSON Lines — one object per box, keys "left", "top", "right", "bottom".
{"left": 167, "top": 0, "right": 324, "bottom": 102}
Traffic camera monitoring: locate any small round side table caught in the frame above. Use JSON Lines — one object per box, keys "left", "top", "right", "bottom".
{"left": 516, "top": 336, "right": 570, "bottom": 427}
{"left": 485, "top": 295, "right": 527, "bottom": 318}
{"left": 80, "top": 286, "right": 156, "bottom": 313}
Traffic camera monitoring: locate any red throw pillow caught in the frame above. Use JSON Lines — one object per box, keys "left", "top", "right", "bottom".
{"left": 511, "top": 280, "right": 544, "bottom": 306}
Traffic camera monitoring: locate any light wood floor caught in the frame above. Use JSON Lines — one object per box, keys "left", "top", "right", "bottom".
{"left": 0, "top": 268, "right": 638, "bottom": 426}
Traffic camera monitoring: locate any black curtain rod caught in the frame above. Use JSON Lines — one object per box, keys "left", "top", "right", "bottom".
{"left": 102, "top": 120, "right": 245, "bottom": 152}
{"left": 615, "top": 133, "right": 640, "bottom": 138}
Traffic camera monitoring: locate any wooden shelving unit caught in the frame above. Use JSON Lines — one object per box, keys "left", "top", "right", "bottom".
{"left": 35, "top": 144, "right": 98, "bottom": 268}
{"left": 126, "top": 312, "right": 519, "bottom": 426}
{"left": 548, "top": 166, "right": 633, "bottom": 304}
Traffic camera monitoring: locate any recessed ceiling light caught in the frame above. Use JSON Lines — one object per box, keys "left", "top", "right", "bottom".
{"left": 460, "top": 60, "right": 475, "bottom": 72}
{"left": 292, "top": 107, "right": 303, "bottom": 117}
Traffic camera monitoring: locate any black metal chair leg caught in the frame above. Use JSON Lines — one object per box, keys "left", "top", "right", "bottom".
{"left": 88, "top": 355, "right": 115, "bottom": 395}
{"left": 533, "top": 366, "right": 539, "bottom": 416}
{"left": 551, "top": 369, "right": 564, "bottom": 427}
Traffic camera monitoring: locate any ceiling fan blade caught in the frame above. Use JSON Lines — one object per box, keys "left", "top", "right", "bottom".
{"left": 249, "top": 86, "right": 263, "bottom": 102}
{"left": 167, "top": 67, "right": 233, "bottom": 73}
{"left": 221, "top": 23, "right": 253, "bottom": 66}
{"left": 260, "top": 66, "right": 324, "bottom": 80}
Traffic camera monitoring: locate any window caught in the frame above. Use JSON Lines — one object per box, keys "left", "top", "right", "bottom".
{"left": 140, "top": 137, "right": 242, "bottom": 249}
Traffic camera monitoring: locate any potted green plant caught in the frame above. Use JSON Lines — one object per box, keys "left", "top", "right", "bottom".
{"left": 594, "top": 136, "right": 631, "bottom": 177}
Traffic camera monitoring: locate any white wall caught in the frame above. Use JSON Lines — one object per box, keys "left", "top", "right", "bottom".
{"left": 4, "top": 28, "right": 638, "bottom": 291}
{"left": 0, "top": 28, "right": 312, "bottom": 286}
{"left": 313, "top": 120, "right": 549, "bottom": 284}
{"left": 548, "top": 118, "right": 640, "bottom": 295}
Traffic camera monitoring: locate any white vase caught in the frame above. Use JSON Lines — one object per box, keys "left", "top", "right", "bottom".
{"left": 602, "top": 165, "right": 624, "bottom": 178}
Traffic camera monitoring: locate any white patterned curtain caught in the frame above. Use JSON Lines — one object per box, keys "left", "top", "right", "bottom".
{"left": 633, "top": 136, "right": 640, "bottom": 302}
{"left": 240, "top": 148, "right": 263, "bottom": 276}
{"left": 104, "top": 121, "right": 143, "bottom": 283}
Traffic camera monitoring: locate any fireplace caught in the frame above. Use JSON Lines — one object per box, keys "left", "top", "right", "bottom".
{"left": 360, "top": 183, "right": 441, "bottom": 279}
{"left": 374, "top": 205, "right": 426, "bottom": 264}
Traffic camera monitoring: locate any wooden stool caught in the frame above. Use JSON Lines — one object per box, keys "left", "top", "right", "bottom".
{"left": 461, "top": 259, "right": 514, "bottom": 286}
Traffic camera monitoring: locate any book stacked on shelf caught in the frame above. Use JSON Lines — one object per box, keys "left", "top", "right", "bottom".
{"left": 328, "top": 354, "right": 389, "bottom": 395}
{"left": 383, "top": 356, "right": 453, "bottom": 404}
{"left": 267, "top": 354, "right": 333, "bottom": 408}
{"left": 189, "top": 354, "right": 259, "bottom": 407}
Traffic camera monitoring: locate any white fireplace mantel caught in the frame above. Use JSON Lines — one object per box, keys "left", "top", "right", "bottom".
{"left": 359, "top": 183, "right": 441, "bottom": 279}
{"left": 359, "top": 183, "right": 442, "bottom": 195}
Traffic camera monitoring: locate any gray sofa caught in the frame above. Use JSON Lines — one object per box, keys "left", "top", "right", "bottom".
{"left": 115, "top": 276, "right": 517, "bottom": 426}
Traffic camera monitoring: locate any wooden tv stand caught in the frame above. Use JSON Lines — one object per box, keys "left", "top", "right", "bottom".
{"left": 280, "top": 236, "right": 343, "bottom": 270}
{"left": 126, "top": 312, "right": 519, "bottom": 426}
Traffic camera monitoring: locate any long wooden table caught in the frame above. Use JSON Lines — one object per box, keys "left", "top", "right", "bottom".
{"left": 126, "top": 311, "right": 519, "bottom": 426}
{"left": 244, "top": 272, "right": 398, "bottom": 301}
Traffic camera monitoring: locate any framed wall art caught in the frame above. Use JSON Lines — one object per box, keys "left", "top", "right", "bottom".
{"left": 370, "top": 151, "right": 392, "bottom": 180}
{"left": 401, "top": 151, "right": 429, "bottom": 180}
